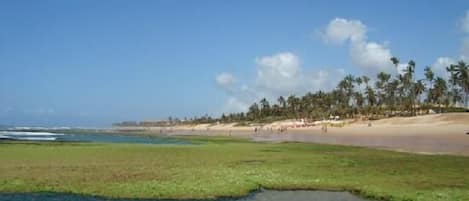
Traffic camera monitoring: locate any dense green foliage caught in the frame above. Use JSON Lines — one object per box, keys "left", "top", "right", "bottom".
{"left": 1, "top": 138, "right": 469, "bottom": 201}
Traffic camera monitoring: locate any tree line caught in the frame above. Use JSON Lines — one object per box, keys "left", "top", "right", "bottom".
{"left": 216, "top": 58, "right": 468, "bottom": 123}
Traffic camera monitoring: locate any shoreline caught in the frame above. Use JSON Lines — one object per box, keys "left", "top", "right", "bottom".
{"left": 115, "top": 113, "right": 469, "bottom": 156}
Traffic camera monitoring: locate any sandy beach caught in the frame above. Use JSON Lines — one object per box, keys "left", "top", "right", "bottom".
{"left": 116, "top": 113, "right": 469, "bottom": 156}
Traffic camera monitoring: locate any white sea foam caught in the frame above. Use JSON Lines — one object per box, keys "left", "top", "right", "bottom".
{"left": 12, "top": 126, "right": 71, "bottom": 130}
{"left": 0, "top": 131, "right": 64, "bottom": 136}
{"left": 14, "top": 137, "right": 57, "bottom": 141}
{"left": 0, "top": 135, "right": 11, "bottom": 139}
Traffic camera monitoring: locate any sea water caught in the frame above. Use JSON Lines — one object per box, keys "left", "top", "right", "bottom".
{"left": 0, "top": 131, "right": 187, "bottom": 144}
{"left": 0, "top": 190, "right": 370, "bottom": 201}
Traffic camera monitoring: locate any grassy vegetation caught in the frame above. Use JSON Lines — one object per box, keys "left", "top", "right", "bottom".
{"left": 1, "top": 138, "right": 469, "bottom": 201}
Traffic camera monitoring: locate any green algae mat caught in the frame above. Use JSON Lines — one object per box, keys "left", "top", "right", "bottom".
{"left": 0, "top": 137, "right": 468, "bottom": 201}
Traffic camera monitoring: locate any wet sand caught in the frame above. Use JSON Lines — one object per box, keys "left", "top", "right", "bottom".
{"left": 158, "top": 125, "right": 469, "bottom": 156}
{"left": 249, "top": 125, "right": 469, "bottom": 156}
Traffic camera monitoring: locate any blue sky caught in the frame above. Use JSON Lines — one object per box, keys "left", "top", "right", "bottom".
{"left": 1, "top": 0, "right": 468, "bottom": 127}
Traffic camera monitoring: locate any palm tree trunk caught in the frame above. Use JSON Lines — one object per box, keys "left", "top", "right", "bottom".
{"left": 464, "top": 92, "right": 469, "bottom": 109}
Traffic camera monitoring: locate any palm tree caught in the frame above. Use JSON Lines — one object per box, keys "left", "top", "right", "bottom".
{"left": 453, "top": 61, "right": 469, "bottom": 108}
{"left": 301, "top": 93, "right": 314, "bottom": 119}
{"left": 446, "top": 64, "right": 462, "bottom": 105}
{"left": 356, "top": 77, "right": 363, "bottom": 90}
{"left": 362, "top": 76, "right": 370, "bottom": 87}
{"left": 424, "top": 66, "right": 434, "bottom": 84}
{"left": 287, "top": 95, "right": 300, "bottom": 119}
{"left": 406, "top": 60, "right": 416, "bottom": 75}
{"left": 414, "top": 80, "right": 425, "bottom": 113}
{"left": 390, "top": 57, "right": 408, "bottom": 116}
{"left": 277, "top": 96, "right": 286, "bottom": 115}
{"left": 362, "top": 75, "right": 371, "bottom": 105}
{"left": 271, "top": 104, "right": 281, "bottom": 117}
{"left": 259, "top": 98, "right": 271, "bottom": 118}
{"left": 424, "top": 66, "right": 434, "bottom": 106}
{"left": 402, "top": 60, "right": 416, "bottom": 116}
{"left": 390, "top": 57, "right": 399, "bottom": 67}
{"left": 365, "top": 85, "right": 376, "bottom": 117}
{"left": 247, "top": 103, "right": 260, "bottom": 120}
{"left": 355, "top": 77, "right": 363, "bottom": 114}
{"left": 344, "top": 74, "right": 356, "bottom": 112}
{"left": 433, "top": 77, "right": 447, "bottom": 113}
{"left": 376, "top": 72, "right": 391, "bottom": 114}
{"left": 354, "top": 91, "right": 364, "bottom": 114}
{"left": 387, "top": 79, "right": 399, "bottom": 114}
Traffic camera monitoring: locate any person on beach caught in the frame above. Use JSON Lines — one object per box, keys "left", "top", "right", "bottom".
{"left": 321, "top": 122, "right": 328, "bottom": 133}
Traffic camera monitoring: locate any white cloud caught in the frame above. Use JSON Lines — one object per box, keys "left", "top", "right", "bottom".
{"left": 395, "top": 63, "right": 407, "bottom": 75}
{"left": 323, "top": 18, "right": 367, "bottom": 44}
{"left": 322, "top": 18, "right": 396, "bottom": 75}
{"left": 215, "top": 72, "right": 235, "bottom": 90}
{"left": 222, "top": 97, "right": 249, "bottom": 114}
{"left": 255, "top": 52, "right": 301, "bottom": 94}
{"left": 349, "top": 41, "right": 395, "bottom": 74}
{"left": 461, "top": 10, "right": 469, "bottom": 33}
{"left": 431, "top": 57, "right": 456, "bottom": 78}
{"left": 216, "top": 52, "right": 345, "bottom": 113}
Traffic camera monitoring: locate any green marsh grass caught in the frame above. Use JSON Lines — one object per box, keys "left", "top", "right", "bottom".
{"left": 0, "top": 137, "right": 468, "bottom": 201}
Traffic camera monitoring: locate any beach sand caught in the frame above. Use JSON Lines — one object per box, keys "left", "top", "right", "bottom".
{"left": 116, "top": 113, "right": 469, "bottom": 156}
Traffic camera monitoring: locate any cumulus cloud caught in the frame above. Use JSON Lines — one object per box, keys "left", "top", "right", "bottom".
{"left": 216, "top": 52, "right": 345, "bottom": 113}
{"left": 305, "top": 68, "right": 346, "bottom": 92}
{"left": 323, "top": 18, "right": 367, "bottom": 44}
{"left": 322, "top": 18, "right": 396, "bottom": 75}
{"left": 222, "top": 97, "right": 250, "bottom": 114}
{"left": 431, "top": 57, "right": 456, "bottom": 78}
{"left": 215, "top": 72, "right": 235, "bottom": 90}
{"left": 349, "top": 41, "right": 395, "bottom": 74}
{"left": 255, "top": 52, "right": 301, "bottom": 94}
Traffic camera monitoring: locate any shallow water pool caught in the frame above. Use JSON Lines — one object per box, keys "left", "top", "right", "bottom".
{"left": 0, "top": 190, "right": 370, "bottom": 201}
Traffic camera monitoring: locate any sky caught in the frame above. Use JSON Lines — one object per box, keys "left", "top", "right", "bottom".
{"left": 1, "top": 0, "right": 469, "bottom": 127}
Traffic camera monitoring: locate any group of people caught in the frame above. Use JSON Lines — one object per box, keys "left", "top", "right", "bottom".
{"left": 254, "top": 126, "right": 288, "bottom": 134}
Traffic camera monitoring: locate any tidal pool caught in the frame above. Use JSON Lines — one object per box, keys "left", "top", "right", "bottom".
{"left": 0, "top": 131, "right": 187, "bottom": 144}
{"left": 0, "top": 190, "right": 370, "bottom": 201}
